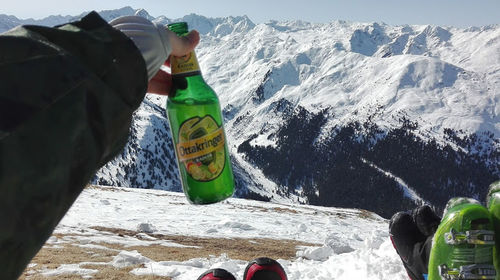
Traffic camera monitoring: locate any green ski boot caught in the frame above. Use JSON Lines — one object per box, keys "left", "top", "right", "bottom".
{"left": 486, "top": 181, "right": 500, "bottom": 280}
{"left": 428, "top": 197, "right": 496, "bottom": 280}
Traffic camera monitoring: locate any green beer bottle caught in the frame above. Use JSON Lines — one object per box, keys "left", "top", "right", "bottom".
{"left": 166, "top": 22, "right": 235, "bottom": 204}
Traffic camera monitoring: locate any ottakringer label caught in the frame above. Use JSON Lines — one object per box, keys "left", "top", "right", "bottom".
{"left": 176, "top": 115, "right": 226, "bottom": 182}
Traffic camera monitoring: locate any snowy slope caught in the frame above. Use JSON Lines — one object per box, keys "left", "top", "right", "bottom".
{"left": 2, "top": 8, "right": 498, "bottom": 217}
{"left": 194, "top": 20, "right": 498, "bottom": 212}
{"left": 24, "top": 186, "right": 407, "bottom": 279}
{"left": 191, "top": 15, "right": 499, "bottom": 215}
{"left": 198, "top": 20, "right": 499, "bottom": 140}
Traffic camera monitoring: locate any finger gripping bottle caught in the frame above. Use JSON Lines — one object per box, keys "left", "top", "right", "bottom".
{"left": 428, "top": 197, "right": 496, "bottom": 280}
{"left": 166, "top": 22, "right": 234, "bottom": 204}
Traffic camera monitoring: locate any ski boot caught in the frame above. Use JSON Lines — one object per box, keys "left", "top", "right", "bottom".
{"left": 428, "top": 197, "right": 496, "bottom": 280}
{"left": 244, "top": 257, "right": 287, "bottom": 280}
{"left": 197, "top": 268, "right": 236, "bottom": 280}
{"left": 486, "top": 180, "right": 500, "bottom": 280}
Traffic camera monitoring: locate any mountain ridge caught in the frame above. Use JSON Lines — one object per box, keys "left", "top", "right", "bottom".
{"left": 2, "top": 7, "right": 498, "bottom": 218}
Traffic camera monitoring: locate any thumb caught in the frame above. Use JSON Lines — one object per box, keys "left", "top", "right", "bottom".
{"left": 168, "top": 30, "right": 200, "bottom": 57}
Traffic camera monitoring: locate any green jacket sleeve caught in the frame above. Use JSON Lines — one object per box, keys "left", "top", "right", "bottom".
{"left": 0, "top": 11, "right": 148, "bottom": 279}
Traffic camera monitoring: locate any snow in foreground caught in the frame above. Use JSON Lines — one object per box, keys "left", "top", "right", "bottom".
{"left": 36, "top": 186, "right": 407, "bottom": 279}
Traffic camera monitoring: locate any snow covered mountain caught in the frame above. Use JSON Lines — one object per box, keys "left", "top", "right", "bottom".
{"left": 2, "top": 7, "right": 498, "bottom": 218}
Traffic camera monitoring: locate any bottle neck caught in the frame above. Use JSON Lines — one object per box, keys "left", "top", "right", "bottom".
{"left": 171, "top": 50, "right": 202, "bottom": 77}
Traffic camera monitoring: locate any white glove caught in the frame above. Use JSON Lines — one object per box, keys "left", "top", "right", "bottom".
{"left": 110, "top": 16, "right": 172, "bottom": 80}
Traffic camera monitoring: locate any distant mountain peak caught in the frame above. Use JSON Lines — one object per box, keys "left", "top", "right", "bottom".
{"left": 134, "top": 8, "right": 154, "bottom": 20}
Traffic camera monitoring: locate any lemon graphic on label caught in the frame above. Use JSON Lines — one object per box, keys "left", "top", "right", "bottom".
{"left": 177, "top": 115, "right": 226, "bottom": 181}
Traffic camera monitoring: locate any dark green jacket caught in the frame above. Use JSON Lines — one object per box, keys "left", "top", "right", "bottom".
{"left": 0, "top": 12, "right": 147, "bottom": 279}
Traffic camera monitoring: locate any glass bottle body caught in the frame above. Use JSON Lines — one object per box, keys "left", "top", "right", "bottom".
{"left": 167, "top": 63, "right": 234, "bottom": 204}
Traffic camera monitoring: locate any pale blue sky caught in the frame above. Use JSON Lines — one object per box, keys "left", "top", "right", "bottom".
{"left": 1, "top": 0, "right": 499, "bottom": 27}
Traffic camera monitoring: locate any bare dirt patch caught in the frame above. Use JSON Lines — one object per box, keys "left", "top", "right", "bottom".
{"left": 19, "top": 242, "right": 160, "bottom": 280}
{"left": 20, "top": 227, "right": 318, "bottom": 279}
{"left": 90, "top": 226, "right": 316, "bottom": 261}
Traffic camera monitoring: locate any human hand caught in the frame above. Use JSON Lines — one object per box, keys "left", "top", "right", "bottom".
{"left": 389, "top": 205, "right": 440, "bottom": 280}
{"left": 147, "top": 29, "right": 200, "bottom": 95}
